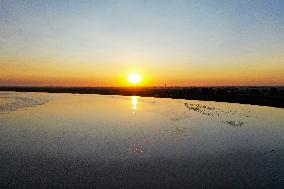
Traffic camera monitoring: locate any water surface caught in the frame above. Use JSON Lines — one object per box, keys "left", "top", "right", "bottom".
{"left": 0, "top": 92, "right": 283, "bottom": 188}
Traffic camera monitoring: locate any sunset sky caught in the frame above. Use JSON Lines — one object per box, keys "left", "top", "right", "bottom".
{"left": 0, "top": 0, "right": 284, "bottom": 86}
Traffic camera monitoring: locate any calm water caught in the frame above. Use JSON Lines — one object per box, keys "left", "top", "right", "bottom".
{"left": 0, "top": 92, "right": 283, "bottom": 188}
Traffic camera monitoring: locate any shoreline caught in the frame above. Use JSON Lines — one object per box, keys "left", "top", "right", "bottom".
{"left": 0, "top": 86, "right": 284, "bottom": 108}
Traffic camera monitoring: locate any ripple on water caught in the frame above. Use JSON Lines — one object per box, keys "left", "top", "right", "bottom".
{"left": 0, "top": 94, "right": 50, "bottom": 113}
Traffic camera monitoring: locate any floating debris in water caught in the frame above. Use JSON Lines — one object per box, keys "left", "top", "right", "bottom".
{"left": 185, "top": 102, "right": 248, "bottom": 127}
{"left": 222, "top": 120, "right": 244, "bottom": 127}
{"left": 184, "top": 103, "right": 249, "bottom": 117}
{"left": 184, "top": 103, "right": 220, "bottom": 116}
{"left": 130, "top": 145, "right": 144, "bottom": 154}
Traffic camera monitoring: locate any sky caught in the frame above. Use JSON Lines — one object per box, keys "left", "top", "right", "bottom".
{"left": 0, "top": 0, "right": 284, "bottom": 86}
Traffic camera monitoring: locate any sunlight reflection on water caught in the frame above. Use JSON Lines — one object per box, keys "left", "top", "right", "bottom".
{"left": 131, "top": 96, "right": 138, "bottom": 110}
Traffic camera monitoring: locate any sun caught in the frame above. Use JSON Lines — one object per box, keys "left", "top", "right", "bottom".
{"left": 127, "top": 73, "right": 143, "bottom": 85}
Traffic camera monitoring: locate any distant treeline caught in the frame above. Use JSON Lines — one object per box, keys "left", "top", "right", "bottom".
{"left": 1, "top": 86, "right": 284, "bottom": 108}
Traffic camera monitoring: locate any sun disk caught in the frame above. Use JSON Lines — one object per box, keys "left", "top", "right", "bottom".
{"left": 127, "top": 73, "right": 143, "bottom": 85}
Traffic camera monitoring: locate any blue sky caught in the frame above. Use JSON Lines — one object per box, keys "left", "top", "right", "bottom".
{"left": 0, "top": 0, "right": 284, "bottom": 86}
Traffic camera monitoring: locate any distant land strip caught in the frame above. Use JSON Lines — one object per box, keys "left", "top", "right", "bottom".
{"left": 0, "top": 86, "right": 284, "bottom": 108}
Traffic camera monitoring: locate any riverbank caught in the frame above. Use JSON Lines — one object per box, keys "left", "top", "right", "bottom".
{"left": 1, "top": 86, "right": 284, "bottom": 108}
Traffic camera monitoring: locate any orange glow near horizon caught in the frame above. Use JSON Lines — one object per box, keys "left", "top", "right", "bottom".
{"left": 1, "top": 57, "right": 284, "bottom": 87}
